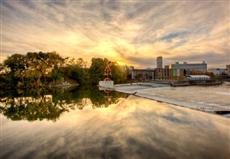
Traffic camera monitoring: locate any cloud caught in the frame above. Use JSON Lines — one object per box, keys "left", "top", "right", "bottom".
{"left": 167, "top": 52, "right": 230, "bottom": 68}
{"left": 160, "top": 31, "right": 189, "bottom": 42}
{"left": 1, "top": 0, "right": 229, "bottom": 68}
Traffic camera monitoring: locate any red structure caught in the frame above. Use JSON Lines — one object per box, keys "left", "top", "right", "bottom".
{"left": 104, "top": 61, "right": 112, "bottom": 81}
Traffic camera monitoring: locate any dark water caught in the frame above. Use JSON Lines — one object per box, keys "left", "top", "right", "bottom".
{"left": 0, "top": 87, "right": 230, "bottom": 159}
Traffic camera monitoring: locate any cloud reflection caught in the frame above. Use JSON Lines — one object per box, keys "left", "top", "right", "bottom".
{"left": 1, "top": 95, "right": 230, "bottom": 159}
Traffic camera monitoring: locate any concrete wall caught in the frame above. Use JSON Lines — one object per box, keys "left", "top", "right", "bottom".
{"left": 99, "top": 81, "right": 114, "bottom": 89}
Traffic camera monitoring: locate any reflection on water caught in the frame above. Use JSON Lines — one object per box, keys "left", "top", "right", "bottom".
{"left": 0, "top": 88, "right": 230, "bottom": 159}
{"left": 0, "top": 87, "right": 127, "bottom": 121}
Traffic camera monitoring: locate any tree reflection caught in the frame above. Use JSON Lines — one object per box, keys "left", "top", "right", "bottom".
{"left": 0, "top": 87, "right": 128, "bottom": 121}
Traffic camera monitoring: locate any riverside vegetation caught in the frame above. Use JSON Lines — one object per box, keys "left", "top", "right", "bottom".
{"left": 0, "top": 51, "right": 129, "bottom": 89}
{"left": 0, "top": 87, "right": 128, "bottom": 121}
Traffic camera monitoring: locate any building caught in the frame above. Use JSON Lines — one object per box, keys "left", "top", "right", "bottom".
{"left": 226, "top": 65, "right": 230, "bottom": 75}
{"left": 154, "top": 65, "right": 173, "bottom": 80}
{"left": 129, "top": 68, "right": 154, "bottom": 80}
{"left": 187, "top": 75, "right": 210, "bottom": 81}
{"left": 208, "top": 68, "right": 227, "bottom": 75}
{"left": 170, "top": 61, "right": 207, "bottom": 77}
{"left": 156, "top": 56, "right": 163, "bottom": 68}
{"left": 154, "top": 56, "right": 172, "bottom": 80}
{"left": 170, "top": 61, "right": 207, "bottom": 72}
{"left": 164, "top": 65, "right": 173, "bottom": 80}
{"left": 129, "top": 57, "right": 209, "bottom": 81}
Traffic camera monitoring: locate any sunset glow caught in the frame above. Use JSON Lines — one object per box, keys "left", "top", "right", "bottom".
{"left": 0, "top": 0, "right": 229, "bottom": 67}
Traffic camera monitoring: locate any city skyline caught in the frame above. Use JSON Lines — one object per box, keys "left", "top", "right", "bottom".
{"left": 0, "top": 0, "right": 229, "bottom": 68}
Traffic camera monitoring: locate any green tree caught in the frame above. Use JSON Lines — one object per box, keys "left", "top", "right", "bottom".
{"left": 89, "top": 58, "right": 109, "bottom": 85}
{"left": 111, "top": 63, "right": 128, "bottom": 84}
{"left": 2, "top": 52, "right": 130, "bottom": 88}
{"left": 25, "top": 52, "right": 64, "bottom": 87}
{"left": 4, "top": 52, "right": 64, "bottom": 88}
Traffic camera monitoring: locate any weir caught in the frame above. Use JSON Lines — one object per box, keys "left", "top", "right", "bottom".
{"left": 114, "top": 83, "right": 230, "bottom": 116}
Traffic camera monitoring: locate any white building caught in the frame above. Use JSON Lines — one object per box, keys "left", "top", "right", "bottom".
{"left": 187, "top": 75, "right": 210, "bottom": 81}
{"left": 170, "top": 61, "right": 207, "bottom": 72}
{"left": 170, "top": 61, "right": 207, "bottom": 77}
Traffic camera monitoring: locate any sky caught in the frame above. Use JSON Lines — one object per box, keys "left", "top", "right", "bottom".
{"left": 0, "top": 0, "right": 229, "bottom": 68}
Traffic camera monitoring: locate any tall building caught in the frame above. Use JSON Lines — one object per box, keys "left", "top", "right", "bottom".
{"left": 226, "top": 65, "right": 230, "bottom": 75}
{"left": 156, "top": 56, "right": 163, "bottom": 68}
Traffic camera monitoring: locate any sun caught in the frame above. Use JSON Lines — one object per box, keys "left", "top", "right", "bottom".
{"left": 117, "top": 61, "right": 127, "bottom": 66}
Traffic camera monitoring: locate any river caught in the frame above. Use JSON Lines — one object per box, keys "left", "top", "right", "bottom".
{"left": 0, "top": 87, "right": 230, "bottom": 159}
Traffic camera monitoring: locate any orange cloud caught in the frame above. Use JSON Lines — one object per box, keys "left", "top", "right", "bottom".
{"left": 1, "top": 0, "right": 229, "bottom": 68}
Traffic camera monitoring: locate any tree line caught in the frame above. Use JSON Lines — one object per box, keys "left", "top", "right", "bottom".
{"left": 0, "top": 51, "right": 129, "bottom": 89}
{"left": 0, "top": 87, "right": 127, "bottom": 121}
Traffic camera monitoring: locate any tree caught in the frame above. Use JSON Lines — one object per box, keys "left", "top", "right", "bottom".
{"left": 25, "top": 52, "right": 64, "bottom": 87}
{"left": 89, "top": 58, "right": 109, "bottom": 85}
{"left": 2, "top": 52, "right": 130, "bottom": 88}
{"left": 111, "top": 63, "right": 128, "bottom": 84}
{"left": 4, "top": 54, "right": 27, "bottom": 72}
{"left": 3, "top": 52, "right": 64, "bottom": 88}
{"left": 56, "top": 58, "right": 89, "bottom": 85}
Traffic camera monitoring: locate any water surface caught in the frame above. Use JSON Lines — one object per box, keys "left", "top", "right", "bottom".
{"left": 0, "top": 87, "right": 230, "bottom": 159}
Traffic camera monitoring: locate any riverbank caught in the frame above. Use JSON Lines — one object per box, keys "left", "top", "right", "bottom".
{"left": 115, "top": 83, "right": 230, "bottom": 116}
